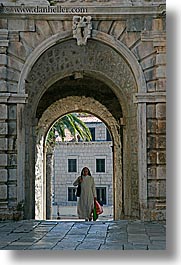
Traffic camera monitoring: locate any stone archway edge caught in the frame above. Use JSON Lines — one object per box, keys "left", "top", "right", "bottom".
{"left": 36, "top": 96, "right": 122, "bottom": 220}
{"left": 38, "top": 96, "right": 120, "bottom": 144}
{"left": 19, "top": 30, "right": 147, "bottom": 220}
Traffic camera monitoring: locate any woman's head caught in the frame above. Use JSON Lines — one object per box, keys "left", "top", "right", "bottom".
{"left": 81, "top": 167, "right": 91, "bottom": 176}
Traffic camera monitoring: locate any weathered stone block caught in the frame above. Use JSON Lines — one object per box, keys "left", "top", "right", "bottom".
{"left": 8, "top": 154, "right": 17, "bottom": 166}
{"left": 98, "top": 21, "right": 113, "bottom": 34}
{"left": 156, "top": 66, "right": 166, "bottom": 78}
{"left": 147, "top": 166, "right": 156, "bottom": 179}
{"left": 7, "top": 82, "right": 18, "bottom": 93}
{"left": 8, "top": 121, "right": 17, "bottom": 135}
{"left": 8, "top": 168, "right": 17, "bottom": 181}
{"left": 0, "top": 54, "right": 7, "bottom": 65}
{"left": 8, "top": 32, "right": 20, "bottom": 42}
{"left": 8, "top": 55, "right": 24, "bottom": 72}
{"left": 0, "top": 66, "right": 7, "bottom": 79}
{"left": 147, "top": 104, "right": 156, "bottom": 118}
{"left": 0, "top": 104, "right": 8, "bottom": 119}
{"left": 157, "top": 151, "right": 166, "bottom": 164}
{"left": 148, "top": 181, "right": 157, "bottom": 197}
{"left": 121, "top": 32, "right": 140, "bottom": 48}
{"left": 8, "top": 185, "right": 17, "bottom": 199}
{"left": 147, "top": 81, "right": 156, "bottom": 92}
{"left": 8, "top": 105, "right": 17, "bottom": 119}
{"left": 156, "top": 54, "right": 166, "bottom": 65}
{"left": 147, "top": 151, "right": 157, "bottom": 164}
{"left": 0, "top": 122, "right": 8, "bottom": 135}
{"left": 156, "top": 103, "right": 166, "bottom": 119}
{"left": 7, "top": 68, "right": 20, "bottom": 82}
{"left": 8, "top": 19, "right": 35, "bottom": 32}
{"left": 0, "top": 19, "right": 7, "bottom": 29}
{"left": 141, "top": 55, "right": 156, "bottom": 70}
{"left": 0, "top": 154, "right": 7, "bottom": 166}
{"left": 127, "top": 17, "right": 145, "bottom": 32}
{"left": 0, "top": 138, "right": 8, "bottom": 150}
{"left": 109, "top": 21, "right": 126, "bottom": 39}
{"left": 8, "top": 138, "right": 17, "bottom": 151}
{"left": 48, "top": 20, "right": 64, "bottom": 34}
{"left": 8, "top": 42, "right": 30, "bottom": 62}
{"left": 0, "top": 185, "right": 7, "bottom": 200}
{"left": 156, "top": 79, "right": 166, "bottom": 92}
{"left": 157, "top": 166, "right": 166, "bottom": 179}
{"left": 147, "top": 135, "right": 157, "bottom": 149}
{"left": 152, "top": 18, "right": 164, "bottom": 31}
{"left": 147, "top": 119, "right": 157, "bottom": 133}
{"left": 150, "top": 209, "right": 166, "bottom": 221}
{"left": 156, "top": 135, "right": 166, "bottom": 149}
{"left": 0, "top": 169, "right": 7, "bottom": 182}
{"left": 0, "top": 80, "right": 7, "bottom": 92}
{"left": 157, "top": 120, "right": 166, "bottom": 134}
{"left": 133, "top": 42, "right": 154, "bottom": 60}
{"left": 0, "top": 29, "right": 8, "bottom": 40}
{"left": 35, "top": 20, "right": 52, "bottom": 39}
{"left": 157, "top": 181, "right": 166, "bottom": 197}
{"left": 144, "top": 68, "right": 156, "bottom": 82}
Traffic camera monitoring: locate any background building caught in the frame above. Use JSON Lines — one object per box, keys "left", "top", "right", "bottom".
{"left": 52, "top": 116, "right": 113, "bottom": 219}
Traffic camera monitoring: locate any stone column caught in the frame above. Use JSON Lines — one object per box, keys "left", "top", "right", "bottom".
{"left": 46, "top": 149, "right": 54, "bottom": 219}
{"left": 0, "top": 29, "right": 9, "bottom": 218}
{"left": 152, "top": 19, "right": 166, "bottom": 219}
{"left": 135, "top": 17, "right": 166, "bottom": 220}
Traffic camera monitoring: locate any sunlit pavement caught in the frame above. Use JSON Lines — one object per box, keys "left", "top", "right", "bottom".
{"left": 0, "top": 219, "right": 166, "bottom": 250}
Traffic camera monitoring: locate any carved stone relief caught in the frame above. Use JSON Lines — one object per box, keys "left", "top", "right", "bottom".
{"left": 26, "top": 39, "right": 136, "bottom": 104}
{"left": 73, "top": 16, "right": 92, "bottom": 46}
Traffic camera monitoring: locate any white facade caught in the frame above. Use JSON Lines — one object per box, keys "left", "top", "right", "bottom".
{"left": 52, "top": 121, "right": 113, "bottom": 219}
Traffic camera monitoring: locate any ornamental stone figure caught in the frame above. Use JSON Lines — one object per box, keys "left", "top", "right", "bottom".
{"left": 72, "top": 16, "right": 92, "bottom": 46}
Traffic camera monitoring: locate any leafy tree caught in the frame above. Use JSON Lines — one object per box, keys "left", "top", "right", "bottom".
{"left": 46, "top": 113, "right": 92, "bottom": 147}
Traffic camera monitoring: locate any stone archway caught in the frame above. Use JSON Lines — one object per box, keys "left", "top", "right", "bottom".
{"left": 36, "top": 96, "right": 121, "bottom": 220}
{"left": 17, "top": 36, "right": 142, "bottom": 220}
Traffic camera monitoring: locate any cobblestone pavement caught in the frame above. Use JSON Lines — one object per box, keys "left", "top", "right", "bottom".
{"left": 0, "top": 220, "right": 166, "bottom": 250}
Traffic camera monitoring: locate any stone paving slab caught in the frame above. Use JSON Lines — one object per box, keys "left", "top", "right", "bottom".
{"left": 0, "top": 220, "right": 166, "bottom": 250}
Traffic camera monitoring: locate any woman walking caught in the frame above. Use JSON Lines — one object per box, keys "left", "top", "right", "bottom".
{"left": 73, "top": 167, "right": 97, "bottom": 221}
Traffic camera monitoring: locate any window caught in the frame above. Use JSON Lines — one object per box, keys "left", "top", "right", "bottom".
{"left": 96, "top": 187, "right": 107, "bottom": 205}
{"left": 96, "top": 158, "right": 105, "bottom": 172}
{"left": 89, "top": 127, "right": 95, "bottom": 141}
{"left": 68, "top": 187, "right": 77, "bottom": 201}
{"left": 68, "top": 159, "right": 77, "bottom": 172}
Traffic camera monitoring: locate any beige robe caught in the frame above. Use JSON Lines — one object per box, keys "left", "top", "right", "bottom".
{"left": 73, "top": 175, "right": 96, "bottom": 219}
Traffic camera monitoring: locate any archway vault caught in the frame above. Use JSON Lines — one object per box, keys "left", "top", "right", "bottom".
{"left": 18, "top": 34, "right": 143, "bottom": 220}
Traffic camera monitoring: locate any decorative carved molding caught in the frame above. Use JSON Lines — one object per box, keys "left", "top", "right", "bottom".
{"left": 134, "top": 92, "right": 166, "bottom": 103}
{"left": 0, "top": 93, "right": 28, "bottom": 104}
{"left": 72, "top": 16, "right": 92, "bottom": 46}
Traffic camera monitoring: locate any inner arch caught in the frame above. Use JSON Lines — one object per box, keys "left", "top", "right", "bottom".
{"left": 36, "top": 75, "right": 123, "bottom": 122}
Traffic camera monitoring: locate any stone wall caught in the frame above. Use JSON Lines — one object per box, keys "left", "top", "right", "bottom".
{"left": 0, "top": 0, "right": 166, "bottom": 220}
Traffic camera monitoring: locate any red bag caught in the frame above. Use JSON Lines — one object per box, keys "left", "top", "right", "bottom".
{"left": 95, "top": 200, "right": 103, "bottom": 215}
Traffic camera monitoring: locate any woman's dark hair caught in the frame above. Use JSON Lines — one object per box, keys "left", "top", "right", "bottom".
{"left": 81, "top": 167, "right": 91, "bottom": 176}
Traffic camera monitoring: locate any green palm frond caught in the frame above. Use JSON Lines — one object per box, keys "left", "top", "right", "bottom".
{"left": 46, "top": 113, "right": 92, "bottom": 147}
